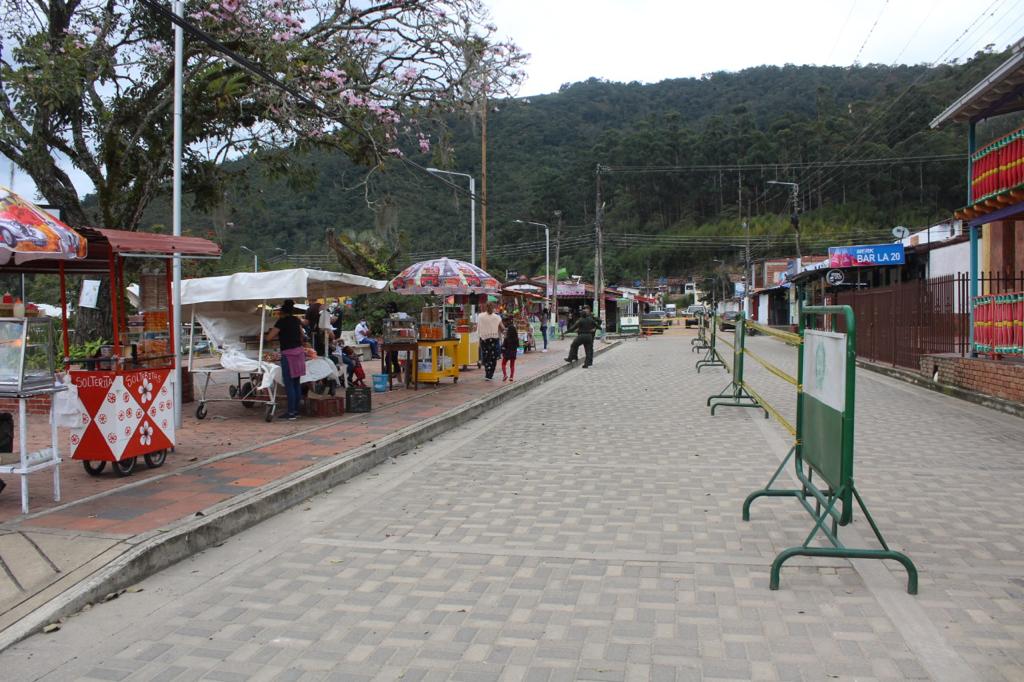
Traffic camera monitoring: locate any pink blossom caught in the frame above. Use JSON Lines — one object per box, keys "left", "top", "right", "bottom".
{"left": 418, "top": 136, "right": 430, "bottom": 153}
{"left": 221, "top": 0, "right": 239, "bottom": 12}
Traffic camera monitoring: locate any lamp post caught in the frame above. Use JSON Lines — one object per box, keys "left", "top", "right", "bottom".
{"left": 240, "top": 245, "right": 258, "bottom": 273}
{"left": 513, "top": 220, "right": 554, "bottom": 330}
{"left": 426, "top": 168, "right": 476, "bottom": 265}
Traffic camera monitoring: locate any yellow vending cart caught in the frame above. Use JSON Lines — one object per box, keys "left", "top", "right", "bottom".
{"left": 416, "top": 338, "right": 459, "bottom": 384}
{"left": 454, "top": 315, "right": 479, "bottom": 369}
{"left": 417, "top": 306, "right": 459, "bottom": 384}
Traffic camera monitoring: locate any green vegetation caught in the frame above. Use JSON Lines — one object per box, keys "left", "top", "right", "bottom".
{"left": 139, "top": 51, "right": 1010, "bottom": 283}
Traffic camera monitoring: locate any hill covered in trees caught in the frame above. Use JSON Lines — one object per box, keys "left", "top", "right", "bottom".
{"left": 144, "top": 50, "right": 1008, "bottom": 283}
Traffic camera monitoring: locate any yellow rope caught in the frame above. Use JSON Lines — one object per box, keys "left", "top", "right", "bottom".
{"left": 746, "top": 321, "right": 801, "bottom": 346}
{"left": 743, "top": 346, "right": 798, "bottom": 386}
{"left": 741, "top": 380, "right": 796, "bottom": 435}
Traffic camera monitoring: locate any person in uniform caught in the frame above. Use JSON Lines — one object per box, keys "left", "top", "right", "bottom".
{"left": 565, "top": 307, "right": 601, "bottom": 368}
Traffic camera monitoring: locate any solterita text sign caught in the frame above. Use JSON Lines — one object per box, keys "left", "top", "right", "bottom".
{"left": 828, "top": 243, "right": 905, "bottom": 268}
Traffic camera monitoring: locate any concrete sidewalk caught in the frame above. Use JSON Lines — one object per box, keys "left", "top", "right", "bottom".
{"left": 0, "top": 336, "right": 616, "bottom": 651}
{"left": 2, "top": 330, "right": 1021, "bottom": 680}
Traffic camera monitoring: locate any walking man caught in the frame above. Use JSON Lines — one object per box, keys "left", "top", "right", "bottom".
{"left": 565, "top": 307, "right": 601, "bottom": 368}
{"left": 539, "top": 307, "right": 549, "bottom": 352}
{"left": 477, "top": 302, "right": 503, "bottom": 381}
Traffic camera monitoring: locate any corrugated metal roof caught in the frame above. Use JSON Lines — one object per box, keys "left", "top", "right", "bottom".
{"left": 87, "top": 227, "right": 221, "bottom": 257}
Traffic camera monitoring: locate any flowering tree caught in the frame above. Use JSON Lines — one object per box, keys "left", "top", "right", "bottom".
{"left": 0, "top": 0, "right": 527, "bottom": 230}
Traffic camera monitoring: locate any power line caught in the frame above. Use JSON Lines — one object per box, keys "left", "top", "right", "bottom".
{"left": 601, "top": 154, "right": 963, "bottom": 174}
{"left": 852, "top": 0, "right": 891, "bottom": 65}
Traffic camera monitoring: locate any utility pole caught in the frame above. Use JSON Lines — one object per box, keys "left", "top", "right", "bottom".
{"left": 594, "top": 165, "right": 605, "bottom": 324}
{"left": 480, "top": 92, "right": 488, "bottom": 270}
{"left": 767, "top": 180, "right": 801, "bottom": 260}
{"left": 552, "top": 210, "right": 562, "bottom": 328}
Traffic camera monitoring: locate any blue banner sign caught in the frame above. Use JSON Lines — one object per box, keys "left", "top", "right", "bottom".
{"left": 828, "top": 243, "right": 905, "bottom": 268}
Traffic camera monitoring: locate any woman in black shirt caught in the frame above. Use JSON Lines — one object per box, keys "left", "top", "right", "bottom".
{"left": 266, "top": 299, "right": 305, "bottom": 419}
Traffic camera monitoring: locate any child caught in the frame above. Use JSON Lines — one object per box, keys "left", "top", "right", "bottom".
{"left": 341, "top": 346, "right": 367, "bottom": 387}
{"left": 501, "top": 317, "right": 519, "bottom": 381}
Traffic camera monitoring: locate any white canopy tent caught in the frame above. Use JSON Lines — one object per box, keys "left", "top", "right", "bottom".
{"left": 180, "top": 268, "right": 388, "bottom": 420}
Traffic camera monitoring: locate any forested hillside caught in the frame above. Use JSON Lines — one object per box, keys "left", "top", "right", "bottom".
{"left": 143, "top": 50, "right": 1008, "bottom": 283}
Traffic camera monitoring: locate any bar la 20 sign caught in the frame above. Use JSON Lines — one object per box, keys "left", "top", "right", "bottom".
{"left": 828, "top": 243, "right": 905, "bottom": 268}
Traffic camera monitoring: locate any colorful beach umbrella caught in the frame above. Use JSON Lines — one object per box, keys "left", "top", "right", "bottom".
{"left": 0, "top": 187, "right": 87, "bottom": 265}
{"left": 390, "top": 257, "right": 500, "bottom": 295}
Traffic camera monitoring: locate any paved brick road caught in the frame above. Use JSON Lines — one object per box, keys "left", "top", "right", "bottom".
{"left": 1, "top": 333, "right": 1022, "bottom": 681}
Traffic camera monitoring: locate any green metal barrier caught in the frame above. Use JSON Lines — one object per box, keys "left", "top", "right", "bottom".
{"left": 694, "top": 314, "right": 725, "bottom": 371}
{"left": 706, "top": 313, "right": 768, "bottom": 417}
{"left": 691, "top": 314, "right": 710, "bottom": 351}
{"left": 742, "top": 305, "right": 918, "bottom": 594}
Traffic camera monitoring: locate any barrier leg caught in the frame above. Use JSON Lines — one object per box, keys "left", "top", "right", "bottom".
{"left": 742, "top": 445, "right": 796, "bottom": 520}
{"left": 709, "top": 384, "right": 769, "bottom": 417}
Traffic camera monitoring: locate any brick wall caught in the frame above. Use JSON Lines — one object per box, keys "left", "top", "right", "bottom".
{"left": 920, "top": 353, "right": 1024, "bottom": 403}
{"left": 0, "top": 394, "right": 54, "bottom": 416}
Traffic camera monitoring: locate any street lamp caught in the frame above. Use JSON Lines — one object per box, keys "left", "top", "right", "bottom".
{"left": 426, "top": 167, "right": 476, "bottom": 265}
{"left": 239, "top": 245, "right": 258, "bottom": 273}
{"left": 513, "top": 220, "right": 554, "bottom": 330}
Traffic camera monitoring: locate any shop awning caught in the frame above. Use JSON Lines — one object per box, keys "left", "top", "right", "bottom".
{"left": 86, "top": 227, "right": 222, "bottom": 258}
{"left": 182, "top": 268, "right": 387, "bottom": 308}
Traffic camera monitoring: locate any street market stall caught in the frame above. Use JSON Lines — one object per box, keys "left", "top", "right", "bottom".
{"left": 0, "top": 187, "right": 88, "bottom": 511}
{"left": 0, "top": 190, "right": 223, "bottom": 480}
{"left": 182, "top": 268, "right": 387, "bottom": 418}
{"left": 389, "top": 257, "right": 500, "bottom": 385}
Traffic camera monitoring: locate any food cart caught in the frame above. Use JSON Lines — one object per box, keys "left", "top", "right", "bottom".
{"left": 0, "top": 187, "right": 86, "bottom": 512}
{"left": 0, "top": 187, "right": 223, "bottom": 479}
{"left": 390, "top": 257, "right": 500, "bottom": 386}
{"left": 182, "top": 268, "right": 387, "bottom": 418}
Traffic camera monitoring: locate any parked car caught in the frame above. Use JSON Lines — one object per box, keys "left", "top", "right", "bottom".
{"left": 683, "top": 305, "right": 707, "bottom": 328}
{"left": 640, "top": 311, "right": 669, "bottom": 334}
{"left": 719, "top": 310, "right": 741, "bottom": 331}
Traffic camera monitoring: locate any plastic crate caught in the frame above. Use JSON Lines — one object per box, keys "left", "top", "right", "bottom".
{"left": 345, "top": 386, "right": 372, "bottom": 413}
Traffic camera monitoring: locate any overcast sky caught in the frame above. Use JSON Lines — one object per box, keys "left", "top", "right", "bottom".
{"left": 487, "top": 0, "right": 1024, "bottom": 96}
{"left": 4, "top": 0, "right": 1022, "bottom": 203}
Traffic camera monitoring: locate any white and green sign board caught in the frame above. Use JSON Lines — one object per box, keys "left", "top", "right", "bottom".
{"left": 799, "top": 329, "right": 849, "bottom": 490}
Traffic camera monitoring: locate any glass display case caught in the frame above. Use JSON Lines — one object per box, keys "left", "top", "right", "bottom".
{"left": 383, "top": 315, "right": 418, "bottom": 343}
{"left": 419, "top": 305, "right": 446, "bottom": 340}
{"left": 0, "top": 317, "right": 56, "bottom": 395}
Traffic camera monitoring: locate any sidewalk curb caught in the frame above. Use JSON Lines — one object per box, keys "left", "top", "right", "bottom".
{"left": 856, "top": 359, "right": 1024, "bottom": 420}
{"left": 0, "top": 342, "right": 619, "bottom": 652}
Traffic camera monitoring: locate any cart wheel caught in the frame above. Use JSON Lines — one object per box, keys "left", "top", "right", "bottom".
{"left": 453, "top": 376, "right": 458, "bottom": 384}
{"left": 241, "top": 381, "right": 255, "bottom": 408}
{"left": 82, "top": 460, "right": 106, "bottom": 476}
{"left": 113, "top": 457, "right": 136, "bottom": 477}
{"left": 144, "top": 450, "right": 167, "bottom": 468}
{"left": 228, "top": 384, "right": 238, "bottom": 398}
{"left": 196, "top": 403, "right": 208, "bottom": 420}
{"left": 265, "top": 404, "right": 275, "bottom": 422}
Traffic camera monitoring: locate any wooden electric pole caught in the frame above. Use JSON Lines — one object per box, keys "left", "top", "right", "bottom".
{"left": 480, "top": 93, "right": 488, "bottom": 270}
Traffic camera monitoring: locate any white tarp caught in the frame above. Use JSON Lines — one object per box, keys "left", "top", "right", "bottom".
{"left": 212, "top": 348, "right": 338, "bottom": 390}
{"left": 182, "top": 268, "right": 386, "bottom": 309}
{"left": 182, "top": 267, "right": 387, "bottom": 350}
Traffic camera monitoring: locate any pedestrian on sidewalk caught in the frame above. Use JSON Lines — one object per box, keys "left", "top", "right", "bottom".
{"left": 565, "top": 307, "right": 601, "bottom": 368}
{"left": 477, "top": 301, "right": 503, "bottom": 381}
{"left": 539, "top": 307, "right": 549, "bottom": 352}
{"left": 265, "top": 299, "right": 305, "bottom": 420}
{"left": 501, "top": 316, "right": 519, "bottom": 381}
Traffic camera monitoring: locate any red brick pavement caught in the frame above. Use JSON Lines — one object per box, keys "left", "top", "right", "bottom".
{"left": 0, "top": 341, "right": 572, "bottom": 534}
